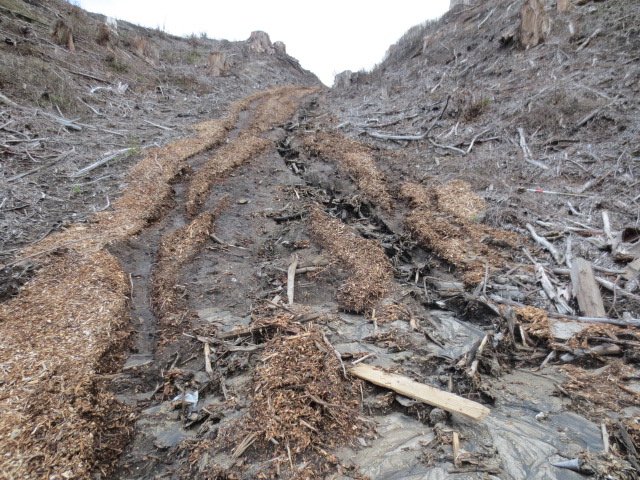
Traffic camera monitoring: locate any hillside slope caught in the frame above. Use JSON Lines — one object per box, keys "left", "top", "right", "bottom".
{"left": 0, "top": 0, "right": 638, "bottom": 479}
{"left": 0, "top": 0, "right": 318, "bottom": 266}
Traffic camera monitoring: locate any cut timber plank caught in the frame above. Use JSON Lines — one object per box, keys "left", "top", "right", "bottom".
{"left": 350, "top": 363, "right": 490, "bottom": 421}
{"left": 570, "top": 257, "right": 606, "bottom": 317}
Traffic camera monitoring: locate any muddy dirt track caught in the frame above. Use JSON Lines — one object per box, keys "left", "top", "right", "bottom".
{"left": 1, "top": 81, "right": 638, "bottom": 480}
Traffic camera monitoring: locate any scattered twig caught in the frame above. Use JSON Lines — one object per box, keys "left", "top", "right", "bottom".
{"left": 7, "top": 148, "right": 74, "bottom": 182}
{"left": 518, "top": 128, "right": 548, "bottom": 170}
{"left": 322, "top": 333, "right": 347, "bottom": 379}
{"left": 143, "top": 119, "right": 174, "bottom": 131}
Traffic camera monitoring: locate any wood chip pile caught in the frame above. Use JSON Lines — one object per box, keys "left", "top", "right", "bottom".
{"left": 152, "top": 211, "right": 216, "bottom": 330}
{"left": 401, "top": 181, "right": 518, "bottom": 284}
{"left": 186, "top": 134, "right": 270, "bottom": 216}
{"left": 309, "top": 207, "right": 393, "bottom": 313}
{"left": 0, "top": 250, "right": 131, "bottom": 479}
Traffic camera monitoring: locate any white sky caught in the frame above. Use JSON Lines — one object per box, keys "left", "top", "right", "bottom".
{"left": 76, "top": 1, "right": 449, "bottom": 85}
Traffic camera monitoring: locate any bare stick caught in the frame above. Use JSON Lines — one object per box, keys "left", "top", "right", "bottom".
{"left": 323, "top": 333, "right": 347, "bottom": 379}
{"left": 7, "top": 148, "right": 74, "bottom": 182}
{"left": 576, "top": 28, "right": 601, "bottom": 52}
{"left": 204, "top": 342, "right": 214, "bottom": 378}
{"left": 488, "top": 294, "right": 640, "bottom": 327}
{"left": 71, "top": 148, "right": 133, "bottom": 178}
{"left": 452, "top": 431, "right": 461, "bottom": 467}
{"left": 601, "top": 210, "right": 616, "bottom": 246}
{"left": 602, "top": 423, "right": 609, "bottom": 454}
{"left": 526, "top": 223, "right": 564, "bottom": 264}
{"left": 143, "top": 119, "right": 174, "bottom": 131}
{"left": 596, "top": 276, "right": 640, "bottom": 303}
{"left": 518, "top": 128, "right": 548, "bottom": 170}
{"left": 287, "top": 254, "right": 298, "bottom": 305}
{"left": 535, "top": 264, "right": 574, "bottom": 315}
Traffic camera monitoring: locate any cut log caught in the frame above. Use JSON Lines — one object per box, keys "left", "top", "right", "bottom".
{"left": 570, "top": 257, "right": 606, "bottom": 317}
{"left": 350, "top": 363, "right": 490, "bottom": 421}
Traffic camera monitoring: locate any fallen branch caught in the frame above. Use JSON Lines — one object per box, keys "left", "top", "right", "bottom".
{"left": 488, "top": 294, "right": 640, "bottom": 327}
{"left": 535, "top": 264, "right": 574, "bottom": 315}
{"left": 366, "top": 96, "right": 450, "bottom": 142}
{"left": 350, "top": 363, "right": 490, "bottom": 421}
{"left": 143, "top": 119, "right": 174, "bottom": 131}
{"left": 518, "top": 128, "right": 548, "bottom": 170}
{"left": 70, "top": 148, "right": 133, "bottom": 178}
{"left": 526, "top": 223, "right": 564, "bottom": 264}
{"left": 554, "top": 267, "right": 640, "bottom": 303}
{"left": 7, "top": 148, "right": 74, "bottom": 182}
{"left": 576, "top": 28, "right": 601, "bottom": 52}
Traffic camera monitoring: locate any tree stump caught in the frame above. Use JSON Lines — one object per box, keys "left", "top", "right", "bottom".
{"left": 519, "top": 0, "right": 550, "bottom": 48}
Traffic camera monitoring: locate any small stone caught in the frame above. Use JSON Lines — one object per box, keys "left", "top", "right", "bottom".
{"left": 237, "top": 198, "right": 249, "bottom": 204}
{"left": 429, "top": 408, "right": 447, "bottom": 424}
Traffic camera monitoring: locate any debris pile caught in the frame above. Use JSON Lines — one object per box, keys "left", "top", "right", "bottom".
{"left": 223, "top": 316, "right": 363, "bottom": 477}
{"left": 0, "top": 251, "right": 131, "bottom": 478}
{"left": 401, "top": 181, "right": 518, "bottom": 284}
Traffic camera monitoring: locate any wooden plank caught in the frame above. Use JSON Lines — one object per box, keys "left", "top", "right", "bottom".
{"left": 570, "top": 257, "right": 606, "bottom": 317}
{"left": 350, "top": 363, "right": 490, "bottom": 421}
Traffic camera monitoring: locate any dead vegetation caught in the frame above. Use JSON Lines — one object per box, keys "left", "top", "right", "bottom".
{"left": 309, "top": 208, "right": 393, "bottom": 313}
{"left": 18, "top": 96, "right": 250, "bottom": 260}
{"left": 248, "top": 86, "right": 318, "bottom": 133}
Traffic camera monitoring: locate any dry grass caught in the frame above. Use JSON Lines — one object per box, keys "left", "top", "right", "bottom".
{"left": 401, "top": 181, "right": 518, "bottom": 285}
{"left": 0, "top": 250, "right": 131, "bottom": 479}
{"left": 186, "top": 133, "right": 270, "bottom": 216}
{"left": 309, "top": 208, "right": 393, "bottom": 313}
{"left": 303, "top": 132, "right": 393, "bottom": 210}
{"left": 224, "top": 316, "right": 363, "bottom": 477}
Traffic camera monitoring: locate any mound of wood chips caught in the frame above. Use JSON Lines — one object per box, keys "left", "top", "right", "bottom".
{"left": 0, "top": 250, "right": 131, "bottom": 479}
{"left": 228, "top": 316, "right": 363, "bottom": 476}
{"left": 401, "top": 181, "right": 518, "bottom": 285}
{"left": 309, "top": 207, "right": 393, "bottom": 313}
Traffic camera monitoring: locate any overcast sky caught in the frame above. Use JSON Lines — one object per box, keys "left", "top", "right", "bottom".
{"left": 76, "top": 1, "right": 449, "bottom": 85}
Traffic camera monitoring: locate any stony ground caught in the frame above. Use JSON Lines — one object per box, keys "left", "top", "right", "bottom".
{"left": 0, "top": 0, "right": 639, "bottom": 479}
